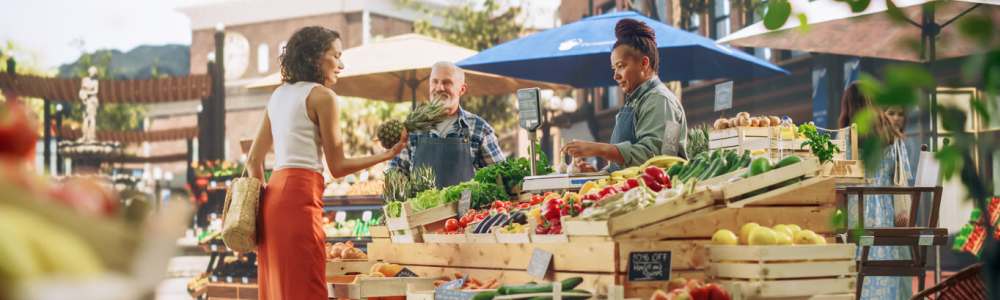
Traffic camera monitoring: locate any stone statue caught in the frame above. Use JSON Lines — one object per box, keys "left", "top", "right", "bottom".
{"left": 79, "top": 66, "right": 99, "bottom": 142}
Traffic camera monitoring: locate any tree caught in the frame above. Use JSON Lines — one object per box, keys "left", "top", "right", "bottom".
{"left": 403, "top": 0, "right": 526, "bottom": 136}
{"left": 764, "top": 1, "right": 999, "bottom": 297}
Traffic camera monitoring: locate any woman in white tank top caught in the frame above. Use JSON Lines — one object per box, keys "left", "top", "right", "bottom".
{"left": 245, "top": 26, "right": 407, "bottom": 300}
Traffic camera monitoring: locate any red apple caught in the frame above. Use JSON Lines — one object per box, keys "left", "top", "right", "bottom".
{"left": 640, "top": 174, "right": 663, "bottom": 192}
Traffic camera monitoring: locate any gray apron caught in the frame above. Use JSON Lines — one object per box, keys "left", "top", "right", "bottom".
{"left": 411, "top": 130, "right": 475, "bottom": 188}
{"left": 607, "top": 106, "right": 637, "bottom": 171}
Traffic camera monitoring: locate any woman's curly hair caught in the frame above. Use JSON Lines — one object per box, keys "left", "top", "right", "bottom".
{"left": 280, "top": 26, "right": 341, "bottom": 84}
{"left": 613, "top": 18, "right": 659, "bottom": 72}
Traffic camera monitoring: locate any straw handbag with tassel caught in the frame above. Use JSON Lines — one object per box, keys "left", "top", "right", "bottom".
{"left": 221, "top": 169, "right": 262, "bottom": 252}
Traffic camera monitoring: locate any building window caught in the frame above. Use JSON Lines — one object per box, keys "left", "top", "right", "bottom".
{"left": 257, "top": 43, "right": 269, "bottom": 73}
{"left": 712, "top": 0, "right": 731, "bottom": 39}
{"left": 687, "top": 13, "right": 701, "bottom": 34}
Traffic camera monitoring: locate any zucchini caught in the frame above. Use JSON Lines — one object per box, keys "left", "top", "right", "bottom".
{"left": 497, "top": 277, "right": 584, "bottom": 295}
{"left": 666, "top": 164, "right": 684, "bottom": 176}
{"left": 526, "top": 290, "right": 593, "bottom": 300}
{"left": 698, "top": 157, "right": 723, "bottom": 180}
{"left": 472, "top": 291, "right": 497, "bottom": 300}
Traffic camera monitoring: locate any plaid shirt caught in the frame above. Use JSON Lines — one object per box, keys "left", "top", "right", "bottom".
{"left": 388, "top": 108, "right": 506, "bottom": 174}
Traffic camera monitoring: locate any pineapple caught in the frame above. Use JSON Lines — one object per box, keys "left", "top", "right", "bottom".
{"left": 376, "top": 97, "right": 448, "bottom": 149}
{"left": 406, "top": 165, "right": 436, "bottom": 198}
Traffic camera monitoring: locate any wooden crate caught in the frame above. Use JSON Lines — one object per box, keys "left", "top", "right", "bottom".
{"left": 704, "top": 157, "right": 821, "bottom": 202}
{"left": 327, "top": 259, "right": 375, "bottom": 277}
{"left": 707, "top": 244, "right": 857, "bottom": 300}
{"left": 495, "top": 231, "right": 532, "bottom": 243}
{"left": 383, "top": 202, "right": 457, "bottom": 231}
{"left": 422, "top": 233, "right": 469, "bottom": 243}
{"left": 821, "top": 160, "right": 866, "bottom": 185}
{"left": 563, "top": 189, "right": 716, "bottom": 238}
{"left": 329, "top": 277, "right": 437, "bottom": 299}
{"left": 205, "top": 283, "right": 257, "bottom": 300}
{"left": 709, "top": 126, "right": 856, "bottom": 162}
{"left": 368, "top": 239, "right": 714, "bottom": 299}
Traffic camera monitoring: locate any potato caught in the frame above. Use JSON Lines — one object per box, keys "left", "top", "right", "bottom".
{"left": 341, "top": 247, "right": 367, "bottom": 259}
{"left": 713, "top": 118, "right": 729, "bottom": 130}
{"left": 737, "top": 112, "right": 751, "bottom": 119}
{"left": 769, "top": 116, "right": 782, "bottom": 125}
{"left": 750, "top": 118, "right": 760, "bottom": 127}
{"left": 759, "top": 117, "right": 772, "bottom": 127}
{"left": 738, "top": 116, "right": 751, "bottom": 127}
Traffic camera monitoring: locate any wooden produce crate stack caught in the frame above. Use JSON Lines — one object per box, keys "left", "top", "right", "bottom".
{"left": 382, "top": 201, "right": 457, "bottom": 243}
{"left": 367, "top": 158, "right": 841, "bottom": 299}
{"left": 707, "top": 244, "right": 857, "bottom": 299}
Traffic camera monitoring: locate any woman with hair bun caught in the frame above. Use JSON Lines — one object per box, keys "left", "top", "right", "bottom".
{"left": 563, "top": 18, "right": 688, "bottom": 171}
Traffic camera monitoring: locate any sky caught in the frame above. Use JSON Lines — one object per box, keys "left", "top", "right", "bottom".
{"left": 0, "top": 0, "right": 559, "bottom": 71}
{"left": 1, "top": 0, "right": 195, "bottom": 70}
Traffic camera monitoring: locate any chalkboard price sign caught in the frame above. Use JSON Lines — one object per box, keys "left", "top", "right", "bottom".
{"left": 627, "top": 251, "right": 671, "bottom": 281}
{"left": 395, "top": 267, "right": 418, "bottom": 277}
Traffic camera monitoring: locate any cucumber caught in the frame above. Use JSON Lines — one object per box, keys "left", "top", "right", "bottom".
{"left": 749, "top": 157, "right": 772, "bottom": 176}
{"left": 677, "top": 160, "right": 701, "bottom": 181}
{"left": 472, "top": 291, "right": 497, "bottom": 300}
{"left": 774, "top": 155, "right": 802, "bottom": 169}
{"left": 729, "top": 150, "right": 751, "bottom": 173}
{"left": 497, "top": 277, "right": 584, "bottom": 295}
{"left": 698, "top": 158, "right": 723, "bottom": 180}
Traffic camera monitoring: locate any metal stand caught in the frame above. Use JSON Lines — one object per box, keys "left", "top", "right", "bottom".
{"left": 528, "top": 130, "right": 537, "bottom": 176}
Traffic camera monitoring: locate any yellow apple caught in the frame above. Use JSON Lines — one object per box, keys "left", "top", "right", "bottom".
{"left": 712, "top": 229, "right": 739, "bottom": 245}
{"left": 793, "top": 229, "right": 819, "bottom": 245}
{"left": 748, "top": 227, "right": 778, "bottom": 245}
{"left": 739, "top": 222, "right": 761, "bottom": 245}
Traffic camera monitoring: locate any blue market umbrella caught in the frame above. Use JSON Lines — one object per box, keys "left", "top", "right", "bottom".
{"left": 458, "top": 11, "right": 788, "bottom": 88}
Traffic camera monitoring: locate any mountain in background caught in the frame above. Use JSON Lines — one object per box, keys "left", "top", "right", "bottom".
{"left": 57, "top": 44, "right": 189, "bottom": 79}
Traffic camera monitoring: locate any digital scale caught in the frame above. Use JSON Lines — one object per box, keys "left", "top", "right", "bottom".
{"left": 516, "top": 88, "right": 608, "bottom": 192}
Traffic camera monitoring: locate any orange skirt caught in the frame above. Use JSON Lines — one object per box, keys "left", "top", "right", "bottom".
{"left": 258, "top": 168, "right": 327, "bottom": 300}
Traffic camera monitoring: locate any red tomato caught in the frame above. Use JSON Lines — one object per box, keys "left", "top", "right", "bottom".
{"left": 547, "top": 224, "right": 562, "bottom": 234}
{"left": 445, "top": 218, "right": 459, "bottom": 232}
{"left": 641, "top": 174, "right": 663, "bottom": 192}
{"left": 624, "top": 178, "right": 640, "bottom": 190}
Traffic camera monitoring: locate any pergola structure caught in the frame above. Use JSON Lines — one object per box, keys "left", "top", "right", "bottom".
{"left": 0, "top": 52, "right": 224, "bottom": 178}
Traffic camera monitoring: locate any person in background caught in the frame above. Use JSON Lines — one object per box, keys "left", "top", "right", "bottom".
{"left": 387, "top": 61, "right": 506, "bottom": 187}
{"left": 562, "top": 18, "right": 687, "bottom": 172}
{"left": 246, "top": 26, "right": 407, "bottom": 299}
{"left": 838, "top": 82, "right": 912, "bottom": 300}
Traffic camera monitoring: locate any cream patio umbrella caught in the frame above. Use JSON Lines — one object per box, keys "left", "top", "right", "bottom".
{"left": 718, "top": 0, "right": 1000, "bottom": 62}
{"left": 247, "top": 33, "right": 567, "bottom": 105}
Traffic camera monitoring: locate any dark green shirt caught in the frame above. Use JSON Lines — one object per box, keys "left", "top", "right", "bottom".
{"left": 613, "top": 76, "right": 688, "bottom": 167}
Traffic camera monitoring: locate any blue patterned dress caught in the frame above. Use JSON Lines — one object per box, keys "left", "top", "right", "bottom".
{"left": 847, "top": 139, "right": 913, "bottom": 300}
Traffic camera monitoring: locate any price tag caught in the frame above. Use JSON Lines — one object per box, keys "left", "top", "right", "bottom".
{"left": 210, "top": 244, "right": 218, "bottom": 252}
{"left": 225, "top": 276, "right": 233, "bottom": 283}
{"left": 395, "top": 267, "right": 418, "bottom": 277}
{"left": 527, "top": 248, "right": 553, "bottom": 279}
{"left": 628, "top": 251, "right": 671, "bottom": 281}
{"left": 919, "top": 235, "right": 935, "bottom": 246}
{"left": 458, "top": 189, "right": 472, "bottom": 217}
{"left": 241, "top": 277, "right": 249, "bottom": 284}
{"left": 434, "top": 277, "right": 477, "bottom": 300}
{"left": 210, "top": 275, "right": 218, "bottom": 282}
{"left": 859, "top": 236, "right": 874, "bottom": 246}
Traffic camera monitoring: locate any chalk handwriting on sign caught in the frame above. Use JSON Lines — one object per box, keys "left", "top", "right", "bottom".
{"left": 628, "top": 251, "right": 672, "bottom": 281}
{"left": 527, "top": 248, "right": 554, "bottom": 279}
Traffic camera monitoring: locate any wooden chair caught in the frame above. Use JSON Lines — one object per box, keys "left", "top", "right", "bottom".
{"left": 911, "top": 263, "right": 985, "bottom": 300}
{"left": 836, "top": 185, "right": 947, "bottom": 299}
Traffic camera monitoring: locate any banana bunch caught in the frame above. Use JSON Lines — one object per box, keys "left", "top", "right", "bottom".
{"left": 0, "top": 205, "right": 105, "bottom": 287}
{"left": 640, "top": 155, "right": 687, "bottom": 170}
{"left": 609, "top": 166, "right": 643, "bottom": 183}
